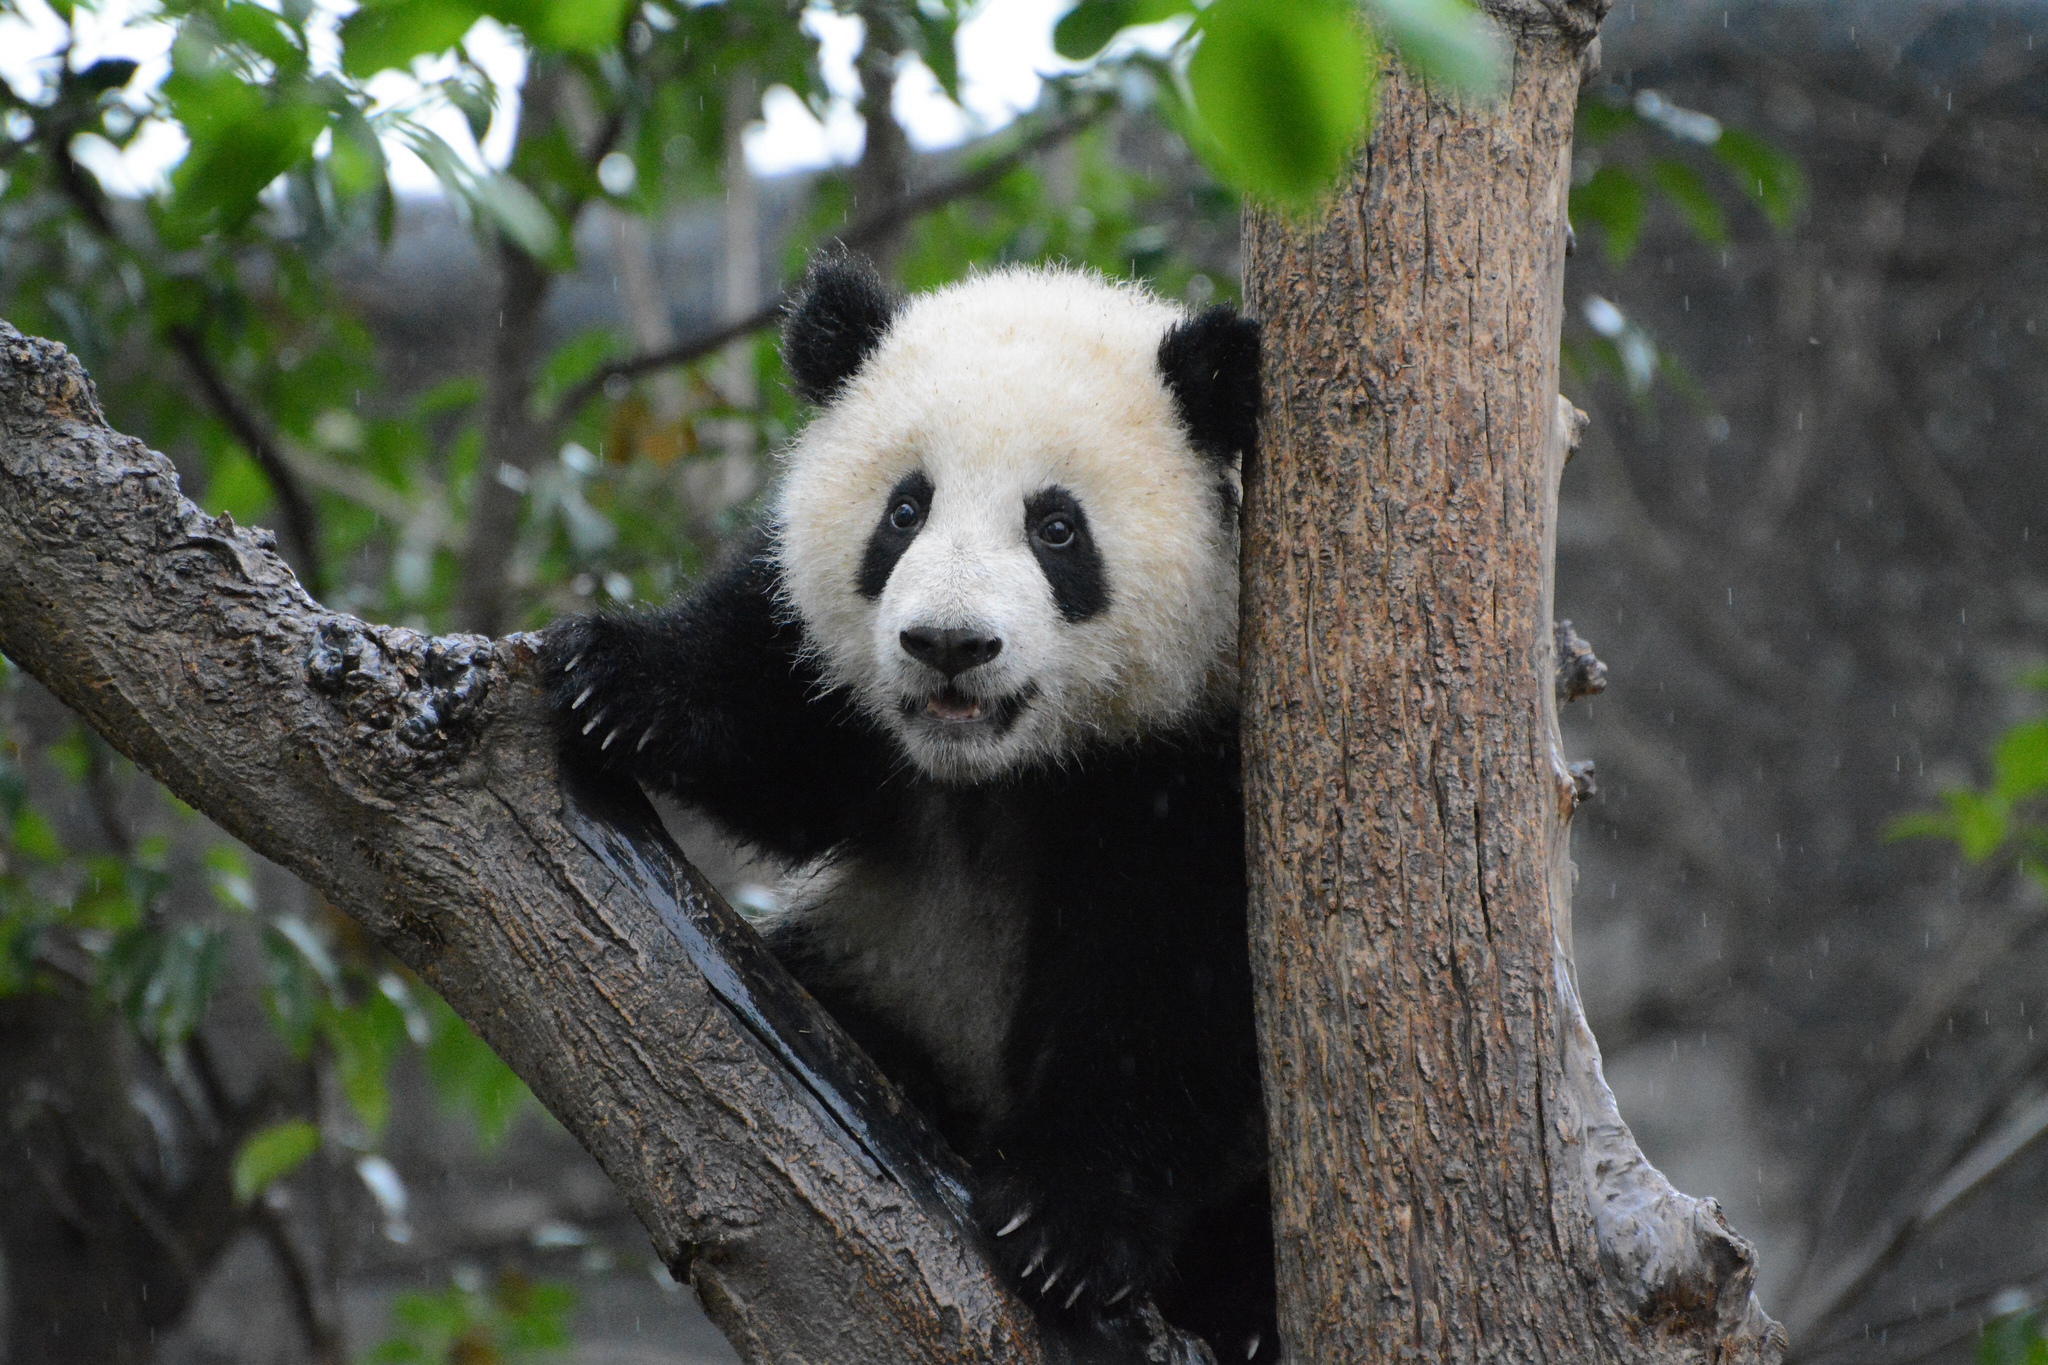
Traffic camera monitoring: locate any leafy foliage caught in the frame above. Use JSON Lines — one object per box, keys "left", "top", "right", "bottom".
{"left": 1052, "top": 0, "right": 1500, "bottom": 212}
{"left": 1569, "top": 88, "right": 1807, "bottom": 266}
{"left": 1892, "top": 673, "right": 2048, "bottom": 872}
{"left": 1983, "top": 1308, "right": 2048, "bottom": 1365}
{"left": 1562, "top": 88, "right": 1803, "bottom": 406}
{"left": 363, "top": 1272, "right": 577, "bottom": 1364}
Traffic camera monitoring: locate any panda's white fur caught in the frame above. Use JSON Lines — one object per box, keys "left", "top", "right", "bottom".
{"left": 772, "top": 266, "right": 1241, "bottom": 785}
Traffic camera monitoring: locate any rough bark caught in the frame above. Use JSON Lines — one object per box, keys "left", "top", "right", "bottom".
{"left": 0, "top": 320, "right": 1063, "bottom": 1365}
{"left": 1238, "top": 9, "right": 1786, "bottom": 1363}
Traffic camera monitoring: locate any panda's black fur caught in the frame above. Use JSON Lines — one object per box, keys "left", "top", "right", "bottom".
{"left": 544, "top": 256, "right": 1273, "bottom": 1359}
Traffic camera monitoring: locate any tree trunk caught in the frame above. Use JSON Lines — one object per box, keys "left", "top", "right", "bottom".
{"left": 1239, "top": 8, "right": 1787, "bottom": 1362}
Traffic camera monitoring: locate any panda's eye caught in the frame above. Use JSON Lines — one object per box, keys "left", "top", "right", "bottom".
{"left": 888, "top": 498, "right": 923, "bottom": 531}
{"left": 1036, "top": 515, "right": 1076, "bottom": 549}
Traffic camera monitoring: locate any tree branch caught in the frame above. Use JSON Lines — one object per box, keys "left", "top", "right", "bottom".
{"left": 551, "top": 108, "right": 1103, "bottom": 424}
{"left": 251, "top": 1201, "right": 344, "bottom": 1365}
{"left": 0, "top": 319, "right": 1075, "bottom": 1363}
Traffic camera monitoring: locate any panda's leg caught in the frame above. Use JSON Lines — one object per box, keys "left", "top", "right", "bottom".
{"left": 539, "top": 527, "right": 892, "bottom": 863}
{"left": 970, "top": 915, "right": 1265, "bottom": 1328}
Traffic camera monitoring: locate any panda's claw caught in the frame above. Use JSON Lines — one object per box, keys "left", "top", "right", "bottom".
{"left": 581, "top": 709, "right": 608, "bottom": 736}
{"left": 637, "top": 725, "right": 660, "bottom": 753}
{"left": 1039, "top": 1265, "right": 1062, "bottom": 1295}
{"left": 1021, "top": 1245, "right": 1047, "bottom": 1278}
{"left": 1103, "top": 1284, "right": 1132, "bottom": 1306}
{"left": 1061, "top": 1279, "right": 1087, "bottom": 1310}
{"left": 995, "top": 1205, "right": 1034, "bottom": 1238}
{"left": 602, "top": 726, "right": 624, "bottom": 751}
{"left": 1245, "top": 1331, "right": 1262, "bottom": 1359}
{"left": 565, "top": 652, "right": 584, "bottom": 673}
{"left": 571, "top": 684, "right": 595, "bottom": 710}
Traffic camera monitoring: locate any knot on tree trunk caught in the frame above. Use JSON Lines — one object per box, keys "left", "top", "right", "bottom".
{"left": 306, "top": 619, "right": 497, "bottom": 761}
{"left": 1556, "top": 620, "right": 1610, "bottom": 704}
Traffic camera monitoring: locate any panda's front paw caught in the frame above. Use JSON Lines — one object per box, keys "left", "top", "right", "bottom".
{"left": 979, "top": 1174, "right": 1174, "bottom": 1319}
{"left": 541, "top": 615, "right": 648, "bottom": 770}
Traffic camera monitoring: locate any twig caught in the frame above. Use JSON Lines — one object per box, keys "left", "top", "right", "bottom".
{"left": 34, "top": 127, "right": 329, "bottom": 594}
{"left": 252, "top": 1200, "right": 345, "bottom": 1365}
{"left": 550, "top": 107, "right": 1104, "bottom": 423}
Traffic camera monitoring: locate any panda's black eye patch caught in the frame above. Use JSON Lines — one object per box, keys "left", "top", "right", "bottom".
{"left": 1023, "top": 486, "right": 1108, "bottom": 622}
{"left": 858, "top": 470, "right": 933, "bottom": 600}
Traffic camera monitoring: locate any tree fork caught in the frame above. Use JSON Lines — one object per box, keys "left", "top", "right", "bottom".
{"left": 1239, "top": 8, "right": 1785, "bottom": 1362}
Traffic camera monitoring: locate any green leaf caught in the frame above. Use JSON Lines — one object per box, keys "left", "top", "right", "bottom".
{"left": 1569, "top": 164, "right": 1646, "bottom": 264}
{"left": 269, "top": 913, "right": 342, "bottom": 992}
{"left": 1885, "top": 810, "right": 1954, "bottom": 844}
{"left": 1712, "top": 126, "right": 1806, "bottom": 232}
{"left": 534, "top": 327, "right": 624, "bottom": 415}
{"left": 11, "top": 806, "right": 64, "bottom": 864}
{"left": 1055, "top": 0, "right": 1139, "bottom": 60}
{"left": 1364, "top": 0, "right": 1503, "bottom": 97}
{"left": 911, "top": 8, "right": 963, "bottom": 103}
{"left": 1185, "top": 0, "right": 1377, "bottom": 212}
{"left": 1995, "top": 719, "right": 2048, "bottom": 801}
{"left": 232, "top": 1119, "right": 321, "bottom": 1203}
{"left": 424, "top": 993, "right": 531, "bottom": 1148}
{"left": 406, "top": 129, "right": 565, "bottom": 262}
{"left": 1946, "top": 789, "right": 2010, "bottom": 862}
{"left": 206, "top": 843, "right": 256, "bottom": 913}
{"left": 489, "top": 0, "right": 635, "bottom": 52}
{"left": 102, "top": 922, "right": 226, "bottom": 1052}
{"left": 472, "top": 172, "right": 565, "bottom": 261}
{"left": 1574, "top": 98, "right": 1639, "bottom": 143}
{"left": 216, "top": 1, "right": 307, "bottom": 74}
{"left": 261, "top": 923, "right": 321, "bottom": 1056}
{"left": 340, "top": 0, "right": 485, "bottom": 79}
{"left": 1053, "top": 0, "right": 1192, "bottom": 59}
{"left": 1648, "top": 157, "right": 1727, "bottom": 247}
{"left": 158, "top": 76, "right": 327, "bottom": 245}
{"left": 323, "top": 991, "right": 406, "bottom": 1139}
{"left": 1980, "top": 1309, "right": 2048, "bottom": 1365}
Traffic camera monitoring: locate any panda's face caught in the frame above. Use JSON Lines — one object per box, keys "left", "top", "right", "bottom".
{"left": 773, "top": 267, "right": 1248, "bottom": 784}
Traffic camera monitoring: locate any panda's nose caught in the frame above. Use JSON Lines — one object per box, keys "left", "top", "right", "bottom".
{"left": 899, "top": 627, "right": 1004, "bottom": 680}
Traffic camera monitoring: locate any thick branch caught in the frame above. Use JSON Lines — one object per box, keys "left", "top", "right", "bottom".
{"left": 0, "top": 319, "right": 1061, "bottom": 1364}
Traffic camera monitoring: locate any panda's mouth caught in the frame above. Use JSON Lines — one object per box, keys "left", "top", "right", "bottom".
{"left": 925, "top": 691, "right": 984, "bottom": 722}
{"left": 902, "top": 685, "right": 1032, "bottom": 735}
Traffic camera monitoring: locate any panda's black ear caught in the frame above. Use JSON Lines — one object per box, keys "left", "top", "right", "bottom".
{"left": 782, "top": 252, "right": 900, "bottom": 406}
{"left": 1158, "top": 305, "right": 1261, "bottom": 463}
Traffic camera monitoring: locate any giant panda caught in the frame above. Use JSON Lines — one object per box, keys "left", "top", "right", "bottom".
{"left": 543, "top": 255, "right": 1272, "bottom": 1359}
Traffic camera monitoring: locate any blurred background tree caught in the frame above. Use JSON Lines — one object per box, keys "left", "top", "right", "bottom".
{"left": 2, "top": 0, "right": 2045, "bottom": 1362}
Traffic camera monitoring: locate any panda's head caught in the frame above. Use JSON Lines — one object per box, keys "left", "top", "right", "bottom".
{"left": 772, "top": 255, "right": 1260, "bottom": 785}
